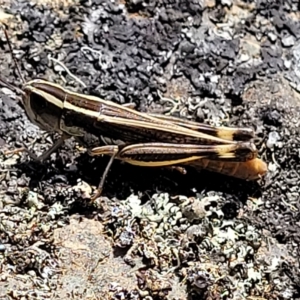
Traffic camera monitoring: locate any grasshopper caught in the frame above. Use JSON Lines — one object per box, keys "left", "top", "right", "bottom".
{"left": 0, "top": 28, "right": 267, "bottom": 199}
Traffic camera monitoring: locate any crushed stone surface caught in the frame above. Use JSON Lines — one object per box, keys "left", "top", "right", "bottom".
{"left": 0, "top": 0, "right": 300, "bottom": 299}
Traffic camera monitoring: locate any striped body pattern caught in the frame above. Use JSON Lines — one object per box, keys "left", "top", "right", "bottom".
{"left": 21, "top": 79, "right": 267, "bottom": 181}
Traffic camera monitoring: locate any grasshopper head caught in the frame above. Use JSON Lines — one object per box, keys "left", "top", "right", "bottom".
{"left": 22, "top": 79, "right": 65, "bottom": 133}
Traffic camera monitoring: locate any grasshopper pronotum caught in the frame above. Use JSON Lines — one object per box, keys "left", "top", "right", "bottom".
{"left": 0, "top": 28, "right": 267, "bottom": 199}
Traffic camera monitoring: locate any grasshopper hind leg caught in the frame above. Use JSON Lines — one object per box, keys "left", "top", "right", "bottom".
{"left": 88, "top": 145, "right": 119, "bottom": 201}
{"left": 90, "top": 153, "right": 117, "bottom": 201}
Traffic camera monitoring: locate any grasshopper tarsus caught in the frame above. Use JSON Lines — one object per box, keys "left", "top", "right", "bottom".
{"left": 90, "top": 187, "right": 103, "bottom": 201}
{"left": 169, "top": 165, "right": 187, "bottom": 175}
{"left": 3, "top": 146, "right": 45, "bottom": 162}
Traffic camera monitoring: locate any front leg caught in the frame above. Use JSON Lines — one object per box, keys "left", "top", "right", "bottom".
{"left": 4, "top": 133, "right": 70, "bottom": 162}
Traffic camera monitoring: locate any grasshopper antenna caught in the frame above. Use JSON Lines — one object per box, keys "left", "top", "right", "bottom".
{"left": 0, "top": 24, "right": 25, "bottom": 96}
{"left": 3, "top": 28, "right": 25, "bottom": 84}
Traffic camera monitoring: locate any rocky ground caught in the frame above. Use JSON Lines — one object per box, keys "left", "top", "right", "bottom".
{"left": 0, "top": 0, "right": 300, "bottom": 299}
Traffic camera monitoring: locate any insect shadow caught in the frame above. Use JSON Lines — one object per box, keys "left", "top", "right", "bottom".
{"left": 15, "top": 148, "right": 263, "bottom": 207}
{"left": 74, "top": 152, "right": 264, "bottom": 202}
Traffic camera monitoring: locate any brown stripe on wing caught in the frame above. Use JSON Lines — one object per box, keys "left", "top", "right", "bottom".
{"left": 149, "top": 114, "right": 255, "bottom": 141}
{"left": 26, "top": 80, "right": 66, "bottom": 103}
{"left": 118, "top": 141, "right": 257, "bottom": 163}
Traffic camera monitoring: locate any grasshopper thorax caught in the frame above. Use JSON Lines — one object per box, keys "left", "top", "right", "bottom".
{"left": 22, "top": 79, "right": 64, "bottom": 133}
